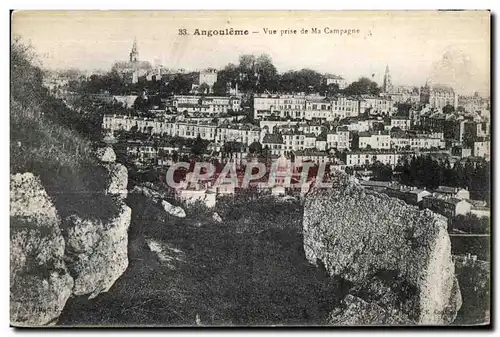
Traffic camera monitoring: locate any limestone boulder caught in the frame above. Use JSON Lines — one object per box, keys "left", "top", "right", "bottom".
{"left": 303, "top": 172, "right": 462, "bottom": 325}
{"left": 104, "top": 163, "right": 128, "bottom": 199}
{"left": 212, "top": 212, "right": 222, "bottom": 223}
{"left": 96, "top": 146, "right": 116, "bottom": 163}
{"left": 62, "top": 203, "right": 132, "bottom": 298}
{"left": 161, "top": 200, "right": 186, "bottom": 218}
{"left": 328, "top": 295, "right": 413, "bottom": 326}
{"left": 10, "top": 173, "right": 74, "bottom": 326}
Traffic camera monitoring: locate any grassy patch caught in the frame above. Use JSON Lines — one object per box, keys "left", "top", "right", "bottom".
{"left": 10, "top": 99, "right": 121, "bottom": 222}
{"left": 57, "top": 194, "right": 346, "bottom": 326}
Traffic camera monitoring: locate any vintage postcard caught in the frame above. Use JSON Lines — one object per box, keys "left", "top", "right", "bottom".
{"left": 10, "top": 10, "right": 490, "bottom": 327}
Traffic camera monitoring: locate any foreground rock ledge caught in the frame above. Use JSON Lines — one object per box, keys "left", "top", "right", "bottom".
{"left": 303, "top": 173, "right": 462, "bottom": 325}
{"left": 10, "top": 173, "right": 73, "bottom": 326}
{"left": 10, "top": 166, "right": 132, "bottom": 325}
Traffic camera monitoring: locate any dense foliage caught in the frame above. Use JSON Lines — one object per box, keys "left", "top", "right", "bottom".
{"left": 67, "top": 52, "right": 381, "bottom": 98}
{"left": 395, "top": 155, "right": 490, "bottom": 203}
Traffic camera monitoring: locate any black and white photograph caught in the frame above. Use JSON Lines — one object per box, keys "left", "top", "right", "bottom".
{"left": 9, "top": 10, "right": 491, "bottom": 327}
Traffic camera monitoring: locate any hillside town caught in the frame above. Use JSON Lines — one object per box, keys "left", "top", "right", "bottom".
{"left": 46, "top": 39, "right": 491, "bottom": 228}
{"left": 12, "top": 11, "right": 491, "bottom": 328}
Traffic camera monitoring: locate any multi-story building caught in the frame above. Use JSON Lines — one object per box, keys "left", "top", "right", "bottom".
{"left": 359, "top": 96, "right": 396, "bottom": 115}
{"left": 170, "top": 95, "right": 241, "bottom": 114}
{"left": 281, "top": 130, "right": 306, "bottom": 152}
{"left": 422, "top": 195, "right": 471, "bottom": 218}
{"left": 390, "top": 133, "right": 445, "bottom": 150}
{"left": 294, "top": 149, "right": 331, "bottom": 166}
{"left": 326, "top": 127, "right": 350, "bottom": 150}
{"left": 253, "top": 94, "right": 307, "bottom": 120}
{"left": 388, "top": 86, "right": 421, "bottom": 104}
{"left": 329, "top": 96, "right": 360, "bottom": 119}
{"left": 473, "top": 140, "right": 490, "bottom": 160}
{"left": 434, "top": 186, "right": 470, "bottom": 200}
{"left": 262, "top": 133, "right": 284, "bottom": 156}
{"left": 346, "top": 150, "right": 412, "bottom": 168}
{"left": 343, "top": 119, "right": 380, "bottom": 133}
{"left": 420, "top": 84, "right": 458, "bottom": 109}
{"left": 304, "top": 133, "right": 317, "bottom": 149}
{"left": 253, "top": 94, "right": 359, "bottom": 121}
{"left": 358, "top": 131, "right": 391, "bottom": 149}
{"left": 216, "top": 124, "right": 260, "bottom": 145}
{"left": 390, "top": 116, "right": 411, "bottom": 131}
{"left": 324, "top": 74, "right": 349, "bottom": 89}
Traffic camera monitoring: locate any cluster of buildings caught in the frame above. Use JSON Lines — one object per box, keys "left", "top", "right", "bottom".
{"left": 111, "top": 39, "right": 222, "bottom": 92}
{"left": 96, "top": 58, "right": 491, "bottom": 210}
{"left": 359, "top": 181, "right": 489, "bottom": 219}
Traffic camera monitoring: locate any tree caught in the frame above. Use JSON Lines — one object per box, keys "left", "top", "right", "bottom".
{"left": 191, "top": 135, "right": 208, "bottom": 156}
{"left": 198, "top": 82, "right": 210, "bottom": 95}
{"left": 373, "top": 122, "right": 385, "bottom": 132}
{"left": 166, "top": 74, "right": 192, "bottom": 94}
{"left": 397, "top": 103, "right": 412, "bottom": 116}
{"left": 371, "top": 161, "right": 393, "bottom": 181}
{"left": 443, "top": 104, "right": 455, "bottom": 114}
{"left": 249, "top": 141, "right": 263, "bottom": 154}
{"left": 279, "top": 69, "right": 323, "bottom": 94}
{"left": 235, "top": 54, "right": 279, "bottom": 93}
{"left": 343, "top": 77, "right": 381, "bottom": 96}
{"left": 213, "top": 63, "right": 239, "bottom": 95}
{"left": 323, "top": 83, "right": 340, "bottom": 97}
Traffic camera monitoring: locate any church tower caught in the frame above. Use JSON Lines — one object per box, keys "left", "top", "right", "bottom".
{"left": 129, "top": 38, "right": 139, "bottom": 63}
{"left": 383, "top": 65, "right": 393, "bottom": 93}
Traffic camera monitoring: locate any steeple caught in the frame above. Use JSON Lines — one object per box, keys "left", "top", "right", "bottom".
{"left": 383, "top": 65, "right": 393, "bottom": 93}
{"left": 130, "top": 38, "right": 139, "bottom": 62}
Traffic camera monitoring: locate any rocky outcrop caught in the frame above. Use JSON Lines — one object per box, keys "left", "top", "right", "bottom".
{"left": 95, "top": 146, "right": 116, "bottom": 163}
{"left": 104, "top": 162, "right": 128, "bottom": 199}
{"left": 10, "top": 147, "right": 132, "bottom": 325}
{"left": 328, "top": 295, "right": 413, "bottom": 326}
{"left": 212, "top": 212, "right": 222, "bottom": 223}
{"left": 161, "top": 200, "right": 186, "bottom": 218}
{"left": 132, "top": 184, "right": 186, "bottom": 218}
{"left": 10, "top": 173, "right": 74, "bottom": 326}
{"left": 62, "top": 203, "right": 131, "bottom": 298}
{"left": 303, "top": 173, "right": 462, "bottom": 325}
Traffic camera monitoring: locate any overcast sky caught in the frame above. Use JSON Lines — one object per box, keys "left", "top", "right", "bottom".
{"left": 12, "top": 10, "right": 490, "bottom": 95}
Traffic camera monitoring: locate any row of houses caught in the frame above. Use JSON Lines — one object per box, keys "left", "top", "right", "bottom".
{"left": 358, "top": 130, "right": 446, "bottom": 150}
{"left": 103, "top": 115, "right": 261, "bottom": 145}
{"left": 253, "top": 94, "right": 397, "bottom": 121}
{"left": 167, "top": 95, "right": 242, "bottom": 114}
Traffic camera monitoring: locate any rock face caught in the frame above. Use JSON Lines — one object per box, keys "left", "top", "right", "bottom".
{"left": 10, "top": 158, "right": 132, "bottom": 325}
{"left": 328, "top": 295, "right": 413, "bottom": 326}
{"left": 212, "top": 212, "right": 222, "bottom": 223}
{"left": 132, "top": 184, "right": 186, "bottom": 218}
{"left": 10, "top": 173, "right": 74, "bottom": 326}
{"left": 303, "top": 173, "right": 462, "bottom": 325}
{"left": 104, "top": 162, "right": 128, "bottom": 199}
{"left": 62, "top": 203, "right": 131, "bottom": 298}
{"left": 95, "top": 146, "right": 116, "bottom": 163}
